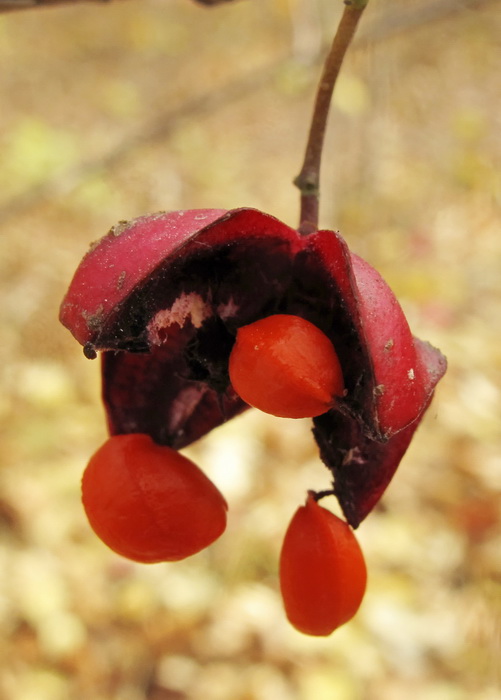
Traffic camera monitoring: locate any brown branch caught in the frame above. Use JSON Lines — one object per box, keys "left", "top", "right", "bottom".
{"left": 0, "top": 0, "right": 237, "bottom": 12}
{"left": 356, "top": 0, "right": 500, "bottom": 46}
{"left": 0, "top": 0, "right": 496, "bottom": 224}
{"left": 295, "top": 1, "right": 368, "bottom": 234}
{"left": 0, "top": 0, "right": 495, "bottom": 16}
{"left": 0, "top": 57, "right": 286, "bottom": 226}
{"left": 293, "top": 0, "right": 498, "bottom": 234}
{"left": 0, "top": 0, "right": 119, "bottom": 12}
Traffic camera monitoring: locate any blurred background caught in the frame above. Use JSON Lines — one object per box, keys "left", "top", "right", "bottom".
{"left": 0, "top": 0, "right": 500, "bottom": 698}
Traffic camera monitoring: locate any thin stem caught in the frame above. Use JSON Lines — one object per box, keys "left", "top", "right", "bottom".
{"left": 311, "top": 488, "right": 336, "bottom": 502}
{"left": 295, "top": 0, "right": 369, "bottom": 234}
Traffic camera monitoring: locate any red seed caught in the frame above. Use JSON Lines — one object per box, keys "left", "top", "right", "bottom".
{"left": 279, "top": 493, "right": 367, "bottom": 636}
{"left": 81, "top": 434, "right": 227, "bottom": 563}
{"left": 228, "top": 314, "right": 344, "bottom": 419}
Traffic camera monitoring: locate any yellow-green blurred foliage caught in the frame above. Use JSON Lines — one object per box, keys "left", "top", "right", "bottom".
{"left": 0, "top": 1, "right": 500, "bottom": 699}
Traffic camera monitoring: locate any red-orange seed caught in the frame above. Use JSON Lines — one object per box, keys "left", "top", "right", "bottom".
{"left": 279, "top": 493, "right": 367, "bottom": 636}
{"left": 228, "top": 314, "right": 344, "bottom": 419}
{"left": 81, "top": 433, "right": 227, "bottom": 563}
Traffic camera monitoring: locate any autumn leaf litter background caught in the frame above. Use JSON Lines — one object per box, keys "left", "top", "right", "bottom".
{"left": 0, "top": 0, "right": 500, "bottom": 698}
